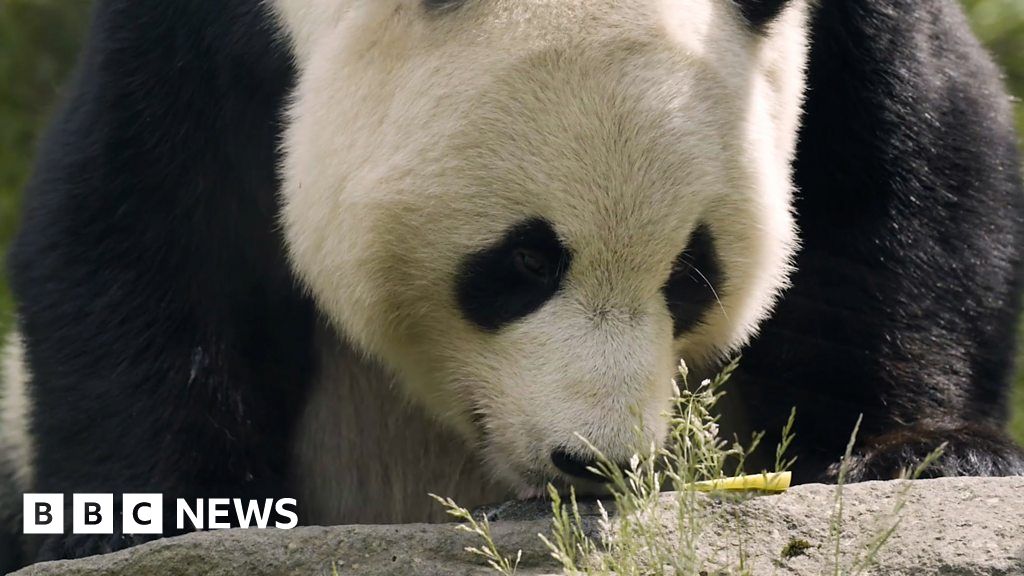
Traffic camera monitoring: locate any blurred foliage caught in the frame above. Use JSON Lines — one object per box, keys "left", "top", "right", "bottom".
{"left": 0, "top": 0, "right": 91, "bottom": 333}
{"left": 1015, "top": 321, "right": 1024, "bottom": 443}
{"left": 960, "top": 0, "right": 1024, "bottom": 447}
{"left": 963, "top": 0, "right": 1024, "bottom": 137}
{"left": 0, "top": 1, "right": 1022, "bottom": 441}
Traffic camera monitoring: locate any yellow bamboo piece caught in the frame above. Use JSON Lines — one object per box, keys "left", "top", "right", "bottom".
{"left": 689, "top": 471, "right": 791, "bottom": 493}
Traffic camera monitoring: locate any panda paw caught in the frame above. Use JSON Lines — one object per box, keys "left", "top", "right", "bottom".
{"left": 36, "top": 532, "right": 157, "bottom": 562}
{"left": 826, "top": 423, "right": 1024, "bottom": 483}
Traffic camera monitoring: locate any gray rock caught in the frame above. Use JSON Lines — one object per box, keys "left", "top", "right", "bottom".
{"left": 13, "top": 477, "right": 1024, "bottom": 576}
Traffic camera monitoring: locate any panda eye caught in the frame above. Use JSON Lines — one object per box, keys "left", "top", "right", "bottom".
{"left": 663, "top": 224, "right": 725, "bottom": 338}
{"left": 456, "top": 219, "right": 572, "bottom": 332}
{"left": 513, "top": 248, "right": 552, "bottom": 283}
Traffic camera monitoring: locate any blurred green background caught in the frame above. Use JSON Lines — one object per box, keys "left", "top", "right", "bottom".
{"left": 0, "top": 0, "right": 1022, "bottom": 443}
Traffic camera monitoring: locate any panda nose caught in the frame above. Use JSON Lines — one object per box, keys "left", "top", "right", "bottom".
{"left": 550, "top": 449, "right": 608, "bottom": 482}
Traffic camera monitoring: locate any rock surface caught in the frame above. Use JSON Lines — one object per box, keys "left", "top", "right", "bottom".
{"left": 12, "top": 477, "right": 1024, "bottom": 576}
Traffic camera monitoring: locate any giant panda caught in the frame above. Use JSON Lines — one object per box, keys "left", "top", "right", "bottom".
{"left": 1, "top": 0, "right": 1022, "bottom": 569}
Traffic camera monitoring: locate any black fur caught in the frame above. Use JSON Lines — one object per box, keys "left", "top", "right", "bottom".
{"left": 733, "top": 0, "right": 790, "bottom": 28}
{"left": 0, "top": 468, "right": 21, "bottom": 572}
{"left": 5, "top": 0, "right": 314, "bottom": 564}
{"left": 550, "top": 450, "right": 605, "bottom": 483}
{"left": 722, "top": 0, "right": 1024, "bottom": 481}
{"left": 456, "top": 219, "right": 572, "bottom": 332}
{"left": 664, "top": 225, "right": 723, "bottom": 338}
{"left": 423, "top": 0, "right": 468, "bottom": 13}
{"left": 2, "top": 0, "right": 1023, "bottom": 569}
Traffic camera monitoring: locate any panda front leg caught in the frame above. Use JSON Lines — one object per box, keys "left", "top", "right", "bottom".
{"left": 729, "top": 336, "right": 1024, "bottom": 485}
{"left": 721, "top": 0, "right": 1024, "bottom": 487}
{"left": 829, "top": 424, "right": 1024, "bottom": 483}
{"left": 3, "top": 331, "right": 165, "bottom": 560}
{"left": 19, "top": 336, "right": 313, "bottom": 562}
{"left": 729, "top": 257, "right": 1024, "bottom": 486}
{"left": 11, "top": 292, "right": 315, "bottom": 564}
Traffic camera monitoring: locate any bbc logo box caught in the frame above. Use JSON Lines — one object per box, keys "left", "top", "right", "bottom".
{"left": 24, "top": 494, "right": 163, "bottom": 535}
{"left": 23, "top": 494, "right": 297, "bottom": 534}
{"left": 23, "top": 494, "right": 63, "bottom": 535}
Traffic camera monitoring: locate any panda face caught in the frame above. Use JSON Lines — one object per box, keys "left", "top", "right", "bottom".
{"left": 274, "top": 0, "right": 808, "bottom": 493}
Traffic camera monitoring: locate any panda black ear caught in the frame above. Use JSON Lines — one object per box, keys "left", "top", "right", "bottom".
{"left": 732, "top": 0, "right": 790, "bottom": 29}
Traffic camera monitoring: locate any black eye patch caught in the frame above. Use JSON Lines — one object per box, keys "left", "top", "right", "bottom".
{"left": 732, "top": 0, "right": 790, "bottom": 29}
{"left": 423, "top": 0, "right": 467, "bottom": 13}
{"left": 664, "top": 225, "right": 724, "bottom": 337}
{"left": 456, "top": 219, "right": 572, "bottom": 332}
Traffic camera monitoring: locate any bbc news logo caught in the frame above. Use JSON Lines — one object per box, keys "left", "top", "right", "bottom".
{"left": 24, "top": 494, "right": 298, "bottom": 535}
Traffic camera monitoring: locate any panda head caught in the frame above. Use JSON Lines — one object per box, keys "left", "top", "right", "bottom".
{"left": 273, "top": 0, "right": 809, "bottom": 495}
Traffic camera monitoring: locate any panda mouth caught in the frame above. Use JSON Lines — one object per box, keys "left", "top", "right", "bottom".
{"left": 498, "top": 458, "right": 613, "bottom": 500}
{"left": 479, "top": 444, "right": 608, "bottom": 498}
{"left": 550, "top": 449, "right": 608, "bottom": 483}
{"left": 469, "top": 410, "right": 616, "bottom": 497}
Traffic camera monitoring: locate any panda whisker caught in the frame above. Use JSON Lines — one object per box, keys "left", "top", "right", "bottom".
{"left": 690, "top": 264, "right": 728, "bottom": 320}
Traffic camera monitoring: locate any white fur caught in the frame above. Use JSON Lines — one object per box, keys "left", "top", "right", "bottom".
{"left": 272, "top": 0, "right": 810, "bottom": 517}
{"left": 290, "top": 324, "right": 506, "bottom": 524}
{"left": 1, "top": 331, "right": 33, "bottom": 493}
